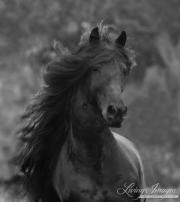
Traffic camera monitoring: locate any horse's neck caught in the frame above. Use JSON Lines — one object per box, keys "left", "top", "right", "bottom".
{"left": 67, "top": 117, "right": 114, "bottom": 168}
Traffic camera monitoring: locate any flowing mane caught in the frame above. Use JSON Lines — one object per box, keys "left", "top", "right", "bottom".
{"left": 17, "top": 24, "right": 136, "bottom": 202}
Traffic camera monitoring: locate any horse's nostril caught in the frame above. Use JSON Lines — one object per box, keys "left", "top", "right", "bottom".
{"left": 122, "top": 106, "right": 127, "bottom": 116}
{"left": 107, "top": 105, "right": 117, "bottom": 118}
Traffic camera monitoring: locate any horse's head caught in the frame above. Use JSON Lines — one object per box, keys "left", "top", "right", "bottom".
{"left": 74, "top": 26, "right": 135, "bottom": 128}
{"left": 89, "top": 59, "right": 127, "bottom": 128}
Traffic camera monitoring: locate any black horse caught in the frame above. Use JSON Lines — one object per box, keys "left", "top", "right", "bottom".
{"left": 18, "top": 24, "right": 146, "bottom": 202}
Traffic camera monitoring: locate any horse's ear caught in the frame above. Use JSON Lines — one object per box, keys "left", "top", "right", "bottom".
{"left": 89, "top": 27, "right": 100, "bottom": 43}
{"left": 116, "top": 31, "right": 127, "bottom": 47}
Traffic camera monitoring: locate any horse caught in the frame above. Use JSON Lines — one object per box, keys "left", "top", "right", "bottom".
{"left": 18, "top": 24, "right": 146, "bottom": 202}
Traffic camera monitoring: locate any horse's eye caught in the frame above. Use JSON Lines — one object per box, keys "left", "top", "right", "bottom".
{"left": 92, "top": 67, "right": 99, "bottom": 73}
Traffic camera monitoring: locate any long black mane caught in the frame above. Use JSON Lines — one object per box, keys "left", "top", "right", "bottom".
{"left": 18, "top": 24, "right": 135, "bottom": 202}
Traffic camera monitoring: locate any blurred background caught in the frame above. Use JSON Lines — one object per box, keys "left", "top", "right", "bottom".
{"left": 0, "top": 0, "right": 180, "bottom": 201}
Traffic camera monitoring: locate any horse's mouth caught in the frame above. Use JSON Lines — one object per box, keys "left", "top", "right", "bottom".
{"left": 107, "top": 117, "right": 124, "bottom": 128}
{"left": 108, "top": 121, "right": 122, "bottom": 128}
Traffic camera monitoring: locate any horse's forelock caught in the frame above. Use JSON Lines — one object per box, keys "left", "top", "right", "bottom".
{"left": 77, "top": 24, "right": 135, "bottom": 72}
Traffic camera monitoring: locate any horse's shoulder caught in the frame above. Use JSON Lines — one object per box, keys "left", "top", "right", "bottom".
{"left": 111, "top": 131, "right": 134, "bottom": 147}
{"left": 111, "top": 131, "right": 141, "bottom": 162}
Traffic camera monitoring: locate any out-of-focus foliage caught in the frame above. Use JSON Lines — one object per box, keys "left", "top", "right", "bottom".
{"left": 0, "top": 0, "right": 180, "bottom": 201}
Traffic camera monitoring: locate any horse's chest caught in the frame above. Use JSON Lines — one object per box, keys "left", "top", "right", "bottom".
{"left": 53, "top": 166, "right": 132, "bottom": 202}
{"left": 53, "top": 143, "right": 135, "bottom": 202}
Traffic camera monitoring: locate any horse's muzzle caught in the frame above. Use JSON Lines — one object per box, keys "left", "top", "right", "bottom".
{"left": 105, "top": 105, "right": 127, "bottom": 128}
